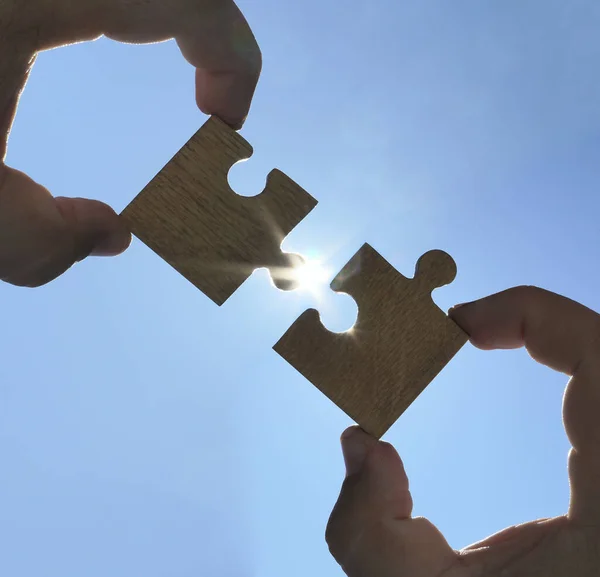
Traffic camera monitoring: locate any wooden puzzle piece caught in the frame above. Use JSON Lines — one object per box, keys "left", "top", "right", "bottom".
{"left": 273, "top": 244, "right": 468, "bottom": 438}
{"left": 121, "top": 116, "right": 318, "bottom": 305}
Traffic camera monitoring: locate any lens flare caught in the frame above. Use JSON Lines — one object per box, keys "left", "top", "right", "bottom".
{"left": 291, "top": 258, "right": 332, "bottom": 294}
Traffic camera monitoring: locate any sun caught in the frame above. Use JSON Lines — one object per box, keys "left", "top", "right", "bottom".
{"left": 291, "top": 258, "right": 332, "bottom": 294}
{"left": 269, "top": 250, "right": 334, "bottom": 297}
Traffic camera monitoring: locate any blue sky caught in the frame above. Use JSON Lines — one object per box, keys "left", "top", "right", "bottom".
{"left": 2, "top": 1, "right": 600, "bottom": 575}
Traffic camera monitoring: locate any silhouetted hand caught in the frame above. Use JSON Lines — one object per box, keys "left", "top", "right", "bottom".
{"left": 327, "top": 286, "right": 600, "bottom": 576}
{"left": 0, "top": 0, "right": 261, "bottom": 286}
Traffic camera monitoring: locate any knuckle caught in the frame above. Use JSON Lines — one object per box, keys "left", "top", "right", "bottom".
{"left": 325, "top": 479, "right": 361, "bottom": 560}
{"left": 324, "top": 517, "right": 341, "bottom": 557}
{"left": 327, "top": 512, "right": 399, "bottom": 569}
{"left": 325, "top": 499, "right": 351, "bottom": 558}
{"left": 325, "top": 479, "right": 394, "bottom": 565}
{"left": 325, "top": 512, "right": 358, "bottom": 566}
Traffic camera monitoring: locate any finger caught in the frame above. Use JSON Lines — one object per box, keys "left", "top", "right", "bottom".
{"left": 326, "top": 427, "right": 458, "bottom": 577}
{"left": 450, "top": 286, "right": 600, "bottom": 525}
{"left": 0, "top": 49, "right": 34, "bottom": 160}
{"left": 8, "top": 0, "right": 261, "bottom": 129}
{"left": 177, "top": 2, "right": 262, "bottom": 129}
{"left": 449, "top": 286, "right": 600, "bottom": 376}
{"left": 0, "top": 168, "right": 130, "bottom": 287}
{"left": 1, "top": 0, "right": 260, "bottom": 286}
{"left": 55, "top": 196, "right": 132, "bottom": 257}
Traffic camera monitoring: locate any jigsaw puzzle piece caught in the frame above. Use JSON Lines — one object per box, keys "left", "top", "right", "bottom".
{"left": 273, "top": 243, "right": 468, "bottom": 438}
{"left": 121, "top": 116, "right": 318, "bottom": 305}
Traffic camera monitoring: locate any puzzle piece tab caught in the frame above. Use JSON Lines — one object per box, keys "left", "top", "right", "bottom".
{"left": 121, "top": 116, "right": 318, "bottom": 305}
{"left": 273, "top": 244, "right": 468, "bottom": 438}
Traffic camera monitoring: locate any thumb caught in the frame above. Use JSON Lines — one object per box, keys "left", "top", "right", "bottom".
{"left": 24, "top": 196, "right": 131, "bottom": 287}
{"left": 0, "top": 167, "right": 131, "bottom": 287}
{"left": 55, "top": 196, "right": 131, "bottom": 259}
{"left": 326, "top": 427, "right": 458, "bottom": 577}
{"left": 1, "top": 196, "right": 130, "bottom": 289}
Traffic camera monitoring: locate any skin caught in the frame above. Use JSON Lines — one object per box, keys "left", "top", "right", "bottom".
{"left": 1, "top": 4, "right": 598, "bottom": 576}
{"left": 327, "top": 286, "right": 600, "bottom": 576}
{"left": 0, "top": 0, "right": 261, "bottom": 287}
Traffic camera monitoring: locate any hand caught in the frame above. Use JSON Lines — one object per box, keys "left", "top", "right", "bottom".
{"left": 0, "top": 0, "right": 261, "bottom": 287}
{"left": 326, "top": 286, "right": 600, "bottom": 576}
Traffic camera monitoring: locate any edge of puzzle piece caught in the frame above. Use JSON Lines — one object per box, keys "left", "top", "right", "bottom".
{"left": 273, "top": 243, "right": 468, "bottom": 438}
{"left": 121, "top": 116, "right": 318, "bottom": 305}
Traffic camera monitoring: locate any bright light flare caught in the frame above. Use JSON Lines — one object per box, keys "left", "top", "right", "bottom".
{"left": 290, "top": 258, "right": 332, "bottom": 295}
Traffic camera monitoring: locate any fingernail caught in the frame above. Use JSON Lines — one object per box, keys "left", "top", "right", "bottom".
{"left": 91, "top": 229, "right": 132, "bottom": 257}
{"left": 448, "top": 300, "right": 476, "bottom": 315}
{"left": 341, "top": 427, "right": 377, "bottom": 476}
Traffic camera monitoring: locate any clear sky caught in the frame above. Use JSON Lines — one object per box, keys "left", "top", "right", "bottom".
{"left": 2, "top": 1, "right": 600, "bottom": 576}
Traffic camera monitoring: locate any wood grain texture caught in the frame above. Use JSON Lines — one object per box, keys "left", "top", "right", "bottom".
{"left": 120, "top": 116, "right": 318, "bottom": 305}
{"left": 274, "top": 243, "right": 468, "bottom": 438}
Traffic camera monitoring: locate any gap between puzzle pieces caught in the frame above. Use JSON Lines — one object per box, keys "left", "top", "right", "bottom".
{"left": 273, "top": 243, "right": 469, "bottom": 439}
{"left": 120, "top": 115, "right": 317, "bottom": 306}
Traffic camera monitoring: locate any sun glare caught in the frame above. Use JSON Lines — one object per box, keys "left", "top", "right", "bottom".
{"left": 292, "top": 258, "right": 332, "bottom": 294}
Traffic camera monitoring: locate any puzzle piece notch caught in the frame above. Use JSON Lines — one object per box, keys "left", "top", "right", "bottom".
{"left": 121, "top": 116, "right": 318, "bottom": 305}
{"left": 273, "top": 243, "right": 468, "bottom": 439}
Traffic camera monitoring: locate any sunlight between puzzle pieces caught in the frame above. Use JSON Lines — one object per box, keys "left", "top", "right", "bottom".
{"left": 120, "top": 115, "right": 468, "bottom": 439}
